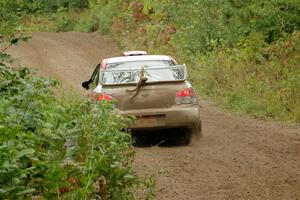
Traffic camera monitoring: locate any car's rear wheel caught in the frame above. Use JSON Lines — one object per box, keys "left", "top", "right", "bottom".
{"left": 184, "top": 121, "right": 202, "bottom": 145}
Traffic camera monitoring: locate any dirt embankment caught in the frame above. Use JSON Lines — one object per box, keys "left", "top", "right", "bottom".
{"left": 7, "top": 32, "right": 300, "bottom": 200}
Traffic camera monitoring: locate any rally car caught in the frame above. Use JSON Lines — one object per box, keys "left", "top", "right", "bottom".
{"left": 82, "top": 51, "right": 202, "bottom": 144}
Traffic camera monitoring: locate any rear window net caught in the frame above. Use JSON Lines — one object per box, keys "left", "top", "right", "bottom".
{"left": 100, "top": 65, "right": 187, "bottom": 85}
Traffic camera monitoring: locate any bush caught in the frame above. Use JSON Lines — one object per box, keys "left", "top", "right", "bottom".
{"left": 198, "top": 31, "right": 300, "bottom": 122}
{"left": 75, "top": 0, "right": 122, "bottom": 33}
{"left": 0, "top": 52, "right": 152, "bottom": 199}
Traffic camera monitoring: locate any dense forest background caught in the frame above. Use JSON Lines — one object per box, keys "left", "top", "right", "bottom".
{"left": 1, "top": 0, "right": 299, "bottom": 122}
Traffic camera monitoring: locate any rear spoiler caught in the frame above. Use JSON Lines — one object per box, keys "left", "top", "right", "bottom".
{"left": 99, "top": 65, "right": 187, "bottom": 85}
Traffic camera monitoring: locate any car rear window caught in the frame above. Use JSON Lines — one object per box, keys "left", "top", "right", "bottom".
{"left": 101, "top": 64, "right": 186, "bottom": 85}
{"left": 106, "top": 60, "right": 175, "bottom": 69}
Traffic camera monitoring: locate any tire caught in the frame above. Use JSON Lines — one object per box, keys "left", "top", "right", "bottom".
{"left": 184, "top": 121, "right": 202, "bottom": 145}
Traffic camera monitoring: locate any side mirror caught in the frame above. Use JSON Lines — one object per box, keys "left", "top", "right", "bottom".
{"left": 82, "top": 80, "right": 91, "bottom": 90}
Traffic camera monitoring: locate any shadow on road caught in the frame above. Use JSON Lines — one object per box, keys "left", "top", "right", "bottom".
{"left": 132, "top": 128, "right": 188, "bottom": 147}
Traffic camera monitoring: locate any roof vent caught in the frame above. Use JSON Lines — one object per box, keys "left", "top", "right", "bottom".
{"left": 122, "top": 51, "right": 147, "bottom": 56}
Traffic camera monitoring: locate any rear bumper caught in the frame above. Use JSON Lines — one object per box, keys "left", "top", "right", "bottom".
{"left": 118, "top": 105, "right": 201, "bottom": 130}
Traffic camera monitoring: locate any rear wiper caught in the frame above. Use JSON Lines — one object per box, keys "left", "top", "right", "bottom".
{"left": 127, "top": 66, "right": 147, "bottom": 98}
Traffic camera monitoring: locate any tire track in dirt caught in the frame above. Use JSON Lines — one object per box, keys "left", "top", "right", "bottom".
{"left": 6, "top": 32, "right": 300, "bottom": 200}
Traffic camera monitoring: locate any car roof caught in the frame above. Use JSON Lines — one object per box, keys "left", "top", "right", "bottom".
{"left": 105, "top": 55, "right": 172, "bottom": 64}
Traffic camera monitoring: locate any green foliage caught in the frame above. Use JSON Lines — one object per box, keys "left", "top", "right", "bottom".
{"left": 198, "top": 32, "right": 300, "bottom": 122}
{"left": 74, "top": 0, "right": 299, "bottom": 55}
{"left": 73, "top": 0, "right": 123, "bottom": 33}
{"left": 0, "top": 1, "right": 22, "bottom": 41}
{"left": 55, "top": 7, "right": 77, "bottom": 32}
{"left": 0, "top": 53, "right": 153, "bottom": 199}
{"left": 0, "top": 0, "right": 89, "bottom": 34}
{"left": 167, "top": 0, "right": 300, "bottom": 53}
{"left": 8, "top": 0, "right": 88, "bottom": 14}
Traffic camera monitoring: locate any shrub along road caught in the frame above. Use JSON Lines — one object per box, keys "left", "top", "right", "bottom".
{"left": 7, "top": 32, "right": 300, "bottom": 200}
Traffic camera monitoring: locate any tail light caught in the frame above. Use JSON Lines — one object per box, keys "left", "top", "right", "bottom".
{"left": 175, "top": 88, "right": 197, "bottom": 105}
{"left": 89, "top": 91, "right": 113, "bottom": 102}
{"left": 96, "top": 93, "right": 115, "bottom": 108}
{"left": 97, "top": 94, "right": 113, "bottom": 101}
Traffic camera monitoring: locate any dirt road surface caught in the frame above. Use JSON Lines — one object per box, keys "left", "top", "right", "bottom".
{"left": 7, "top": 32, "right": 300, "bottom": 200}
